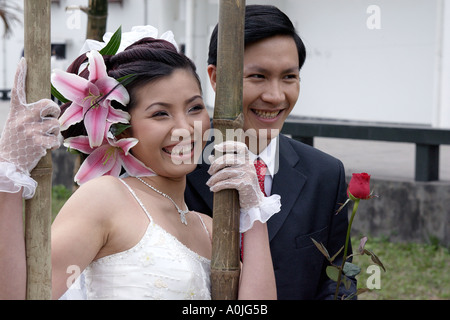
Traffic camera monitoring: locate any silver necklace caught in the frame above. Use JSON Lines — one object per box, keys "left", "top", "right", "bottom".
{"left": 136, "top": 177, "right": 189, "bottom": 225}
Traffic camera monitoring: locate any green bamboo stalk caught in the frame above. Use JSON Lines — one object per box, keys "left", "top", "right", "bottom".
{"left": 84, "top": 0, "right": 108, "bottom": 41}
{"left": 210, "top": 0, "right": 245, "bottom": 300}
{"left": 23, "top": 0, "right": 52, "bottom": 300}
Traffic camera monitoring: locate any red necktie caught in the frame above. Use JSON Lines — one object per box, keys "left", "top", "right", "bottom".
{"left": 254, "top": 159, "right": 268, "bottom": 196}
{"left": 241, "top": 159, "right": 268, "bottom": 260}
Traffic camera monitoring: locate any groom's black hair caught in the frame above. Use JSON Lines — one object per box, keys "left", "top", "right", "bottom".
{"left": 207, "top": 4, "right": 306, "bottom": 70}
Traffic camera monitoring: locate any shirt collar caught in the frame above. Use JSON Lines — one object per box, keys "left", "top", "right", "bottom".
{"left": 248, "top": 136, "right": 278, "bottom": 178}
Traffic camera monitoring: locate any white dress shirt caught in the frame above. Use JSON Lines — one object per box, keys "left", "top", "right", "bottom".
{"left": 248, "top": 137, "right": 278, "bottom": 196}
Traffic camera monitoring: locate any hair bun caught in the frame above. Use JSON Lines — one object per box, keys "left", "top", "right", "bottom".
{"left": 126, "top": 37, "right": 177, "bottom": 51}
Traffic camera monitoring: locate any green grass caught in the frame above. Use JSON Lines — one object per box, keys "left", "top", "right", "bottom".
{"left": 50, "top": 185, "right": 450, "bottom": 300}
{"left": 351, "top": 236, "right": 450, "bottom": 300}
{"left": 51, "top": 184, "right": 73, "bottom": 220}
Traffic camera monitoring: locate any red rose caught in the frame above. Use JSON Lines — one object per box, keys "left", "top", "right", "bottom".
{"left": 347, "top": 173, "right": 371, "bottom": 200}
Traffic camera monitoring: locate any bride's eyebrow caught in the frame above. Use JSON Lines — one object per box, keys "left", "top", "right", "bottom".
{"left": 185, "top": 95, "right": 203, "bottom": 105}
{"left": 145, "top": 95, "right": 203, "bottom": 111}
{"left": 145, "top": 101, "right": 169, "bottom": 111}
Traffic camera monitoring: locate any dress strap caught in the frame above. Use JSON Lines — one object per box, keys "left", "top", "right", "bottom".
{"left": 192, "top": 212, "right": 212, "bottom": 243}
{"left": 118, "top": 178, "right": 153, "bottom": 223}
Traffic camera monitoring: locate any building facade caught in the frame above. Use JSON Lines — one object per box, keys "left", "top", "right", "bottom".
{"left": 1, "top": 0, "right": 449, "bottom": 127}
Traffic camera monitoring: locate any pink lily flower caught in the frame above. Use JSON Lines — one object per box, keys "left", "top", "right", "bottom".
{"left": 52, "top": 50, "right": 130, "bottom": 147}
{"left": 64, "top": 132, "right": 156, "bottom": 185}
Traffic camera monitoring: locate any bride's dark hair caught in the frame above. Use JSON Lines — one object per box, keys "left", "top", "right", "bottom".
{"left": 60, "top": 37, "right": 202, "bottom": 139}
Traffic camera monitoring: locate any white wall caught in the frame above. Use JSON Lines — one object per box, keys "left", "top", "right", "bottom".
{"left": 287, "top": 0, "right": 441, "bottom": 126}
{"left": 435, "top": 0, "right": 450, "bottom": 127}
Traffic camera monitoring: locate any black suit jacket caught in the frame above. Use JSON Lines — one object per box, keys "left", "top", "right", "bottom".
{"left": 185, "top": 134, "right": 356, "bottom": 299}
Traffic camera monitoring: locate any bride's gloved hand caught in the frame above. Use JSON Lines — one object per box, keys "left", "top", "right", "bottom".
{"left": 0, "top": 58, "right": 62, "bottom": 199}
{"left": 207, "top": 141, "right": 264, "bottom": 209}
{"left": 206, "top": 141, "right": 281, "bottom": 232}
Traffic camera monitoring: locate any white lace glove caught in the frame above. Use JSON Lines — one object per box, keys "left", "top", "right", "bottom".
{"left": 206, "top": 141, "right": 281, "bottom": 232}
{"left": 0, "top": 58, "right": 62, "bottom": 199}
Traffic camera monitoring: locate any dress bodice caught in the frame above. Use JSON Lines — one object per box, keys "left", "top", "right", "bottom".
{"left": 62, "top": 179, "right": 211, "bottom": 300}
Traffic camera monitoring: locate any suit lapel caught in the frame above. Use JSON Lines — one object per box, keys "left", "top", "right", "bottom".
{"left": 268, "top": 135, "right": 307, "bottom": 241}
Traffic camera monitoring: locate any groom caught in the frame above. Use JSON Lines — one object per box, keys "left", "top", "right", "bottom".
{"left": 185, "top": 4, "right": 357, "bottom": 299}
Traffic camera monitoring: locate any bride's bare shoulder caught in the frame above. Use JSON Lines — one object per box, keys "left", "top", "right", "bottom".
{"left": 62, "top": 176, "right": 129, "bottom": 212}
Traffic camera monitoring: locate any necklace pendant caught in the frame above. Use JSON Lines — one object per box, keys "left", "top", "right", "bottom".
{"left": 136, "top": 177, "right": 189, "bottom": 226}
{"left": 179, "top": 210, "right": 188, "bottom": 225}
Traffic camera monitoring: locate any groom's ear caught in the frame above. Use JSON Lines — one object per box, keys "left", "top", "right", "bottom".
{"left": 207, "top": 64, "right": 217, "bottom": 92}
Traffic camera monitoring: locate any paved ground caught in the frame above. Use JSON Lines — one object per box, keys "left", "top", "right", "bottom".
{"left": 1, "top": 98, "right": 449, "bottom": 182}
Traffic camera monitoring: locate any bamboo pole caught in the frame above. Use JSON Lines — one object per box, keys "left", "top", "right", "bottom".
{"left": 211, "top": 0, "right": 245, "bottom": 300}
{"left": 23, "top": 0, "right": 52, "bottom": 300}
{"left": 84, "top": 0, "right": 108, "bottom": 41}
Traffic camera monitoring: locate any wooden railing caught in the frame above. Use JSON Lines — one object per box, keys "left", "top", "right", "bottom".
{"left": 0, "top": 89, "right": 9, "bottom": 101}
{"left": 281, "top": 118, "right": 450, "bottom": 182}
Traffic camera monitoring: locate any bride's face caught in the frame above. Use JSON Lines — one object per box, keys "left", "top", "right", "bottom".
{"left": 127, "top": 69, "right": 210, "bottom": 178}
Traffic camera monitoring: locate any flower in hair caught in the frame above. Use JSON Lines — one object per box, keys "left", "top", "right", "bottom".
{"left": 51, "top": 26, "right": 155, "bottom": 185}
{"left": 52, "top": 50, "right": 130, "bottom": 148}
{"left": 79, "top": 25, "right": 179, "bottom": 55}
{"left": 64, "top": 124, "right": 155, "bottom": 185}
